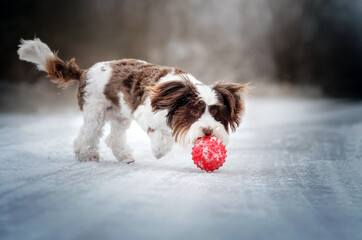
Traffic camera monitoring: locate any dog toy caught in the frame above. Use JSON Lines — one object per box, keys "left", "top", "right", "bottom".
{"left": 191, "top": 136, "right": 227, "bottom": 172}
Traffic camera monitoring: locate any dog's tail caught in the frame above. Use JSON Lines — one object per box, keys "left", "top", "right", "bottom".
{"left": 17, "top": 38, "right": 83, "bottom": 88}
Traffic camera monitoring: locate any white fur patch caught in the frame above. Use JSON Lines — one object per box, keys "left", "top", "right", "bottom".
{"left": 85, "top": 61, "right": 113, "bottom": 107}
{"left": 158, "top": 69, "right": 182, "bottom": 83}
{"left": 184, "top": 74, "right": 202, "bottom": 85}
{"left": 133, "top": 98, "right": 170, "bottom": 133}
{"left": 195, "top": 84, "right": 218, "bottom": 105}
{"left": 158, "top": 70, "right": 201, "bottom": 84}
{"left": 17, "top": 38, "right": 55, "bottom": 72}
{"left": 137, "top": 60, "right": 148, "bottom": 64}
{"left": 118, "top": 92, "right": 133, "bottom": 118}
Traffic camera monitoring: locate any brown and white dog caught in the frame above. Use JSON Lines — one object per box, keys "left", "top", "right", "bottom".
{"left": 18, "top": 38, "right": 247, "bottom": 163}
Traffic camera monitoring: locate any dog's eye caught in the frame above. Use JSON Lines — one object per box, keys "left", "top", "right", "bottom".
{"left": 210, "top": 108, "right": 218, "bottom": 116}
{"left": 191, "top": 109, "right": 199, "bottom": 116}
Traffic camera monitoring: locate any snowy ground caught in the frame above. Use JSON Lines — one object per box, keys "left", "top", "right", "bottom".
{"left": 0, "top": 97, "right": 361, "bottom": 240}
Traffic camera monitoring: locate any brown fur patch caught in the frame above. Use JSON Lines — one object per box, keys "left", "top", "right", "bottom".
{"left": 174, "top": 68, "right": 185, "bottom": 75}
{"left": 77, "top": 70, "right": 88, "bottom": 110}
{"left": 104, "top": 59, "right": 185, "bottom": 111}
{"left": 46, "top": 53, "right": 83, "bottom": 89}
{"left": 148, "top": 80, "right": 204, "bottom": 142}
{"left": 212, "top": 82, "right": 247, "bottom": 132}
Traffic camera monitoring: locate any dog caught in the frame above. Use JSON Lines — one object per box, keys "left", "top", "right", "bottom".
{"left": 17, "top": 38, "right": 247, "bottom": 163}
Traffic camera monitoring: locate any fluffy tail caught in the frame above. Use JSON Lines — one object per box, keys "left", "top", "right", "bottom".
{"left": 17, "top": 38, "right": 83, "bottom": 88}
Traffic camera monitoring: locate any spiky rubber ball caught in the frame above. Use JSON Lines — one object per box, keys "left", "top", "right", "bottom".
{"left": 192, "top": 136, "right": 227, "bottom": 172}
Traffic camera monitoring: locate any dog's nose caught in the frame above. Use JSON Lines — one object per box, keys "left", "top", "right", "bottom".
{"left": 203, "top": 127, "right": 213, "bottom": 136}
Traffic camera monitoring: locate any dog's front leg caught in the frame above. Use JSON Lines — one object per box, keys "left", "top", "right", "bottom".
{"left": 147, "top": 128, "right": 173, "bottom": 159}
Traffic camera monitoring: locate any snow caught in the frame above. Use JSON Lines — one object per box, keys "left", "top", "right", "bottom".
{"left": 0, "top": 97, "right": 362, "bottom": 240}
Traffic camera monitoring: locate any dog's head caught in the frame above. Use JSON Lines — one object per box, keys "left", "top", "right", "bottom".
{"left": 148, "top": 78, "right": 247, "bottom": 146}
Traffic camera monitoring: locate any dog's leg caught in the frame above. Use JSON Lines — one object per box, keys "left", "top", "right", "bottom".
{"left": 148, "top": 129, "right": 174, "bottom": 159}
{"left": 105, "top": 118, "right": 135, "bottom": 164}
{"left": 74, "top": 106, "right": 105, "bottom": 162}
{"left": 133, "top": 100, "right": 173, "bottom": 159}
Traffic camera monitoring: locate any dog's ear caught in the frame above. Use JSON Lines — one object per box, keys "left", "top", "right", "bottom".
{"left": 148, "top": 80, "right": 196, "bottom": 112}
{"left": 213, "top": 82, "right": 248, "bottom": 132}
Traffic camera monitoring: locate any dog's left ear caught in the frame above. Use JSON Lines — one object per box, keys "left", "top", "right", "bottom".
{"left": 148, "top": 80, "right": 196, "bottom": 112}
{"left": 213, "top": 82, "right": 248, "bottom": 132}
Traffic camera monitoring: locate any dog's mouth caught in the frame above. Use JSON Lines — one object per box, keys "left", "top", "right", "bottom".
{"left": 193, "top": 134, "right": 215, "bottom": 143}
{"left": 175, "top": 127, "right": 223, "bottom": 146}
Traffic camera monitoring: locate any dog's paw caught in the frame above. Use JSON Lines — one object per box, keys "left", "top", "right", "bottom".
{"left": 151, "top": 138, "right": 173, "bottom": 160}
{"left": 118, "top": 156, "right": 135, "bottom": 164}
{"left": 76, "top": 147, "right": 100, "bottom": 162}
{"left": 113, "top": 151, "right": 135, "bottom": 164}
{"left": 77, "top": 154, "right": 99, "bottom": 162}
{"left": 124, "top": 158, "right": 135, "bottom": 164}
{"left": 82, "top": 155, "right": 99, "bottom": 162}
{"left": 152, "top": 145, "right": 173, "bottom": 159}
{"left": 152, "top": 148, "right": 167, "bottom": 159}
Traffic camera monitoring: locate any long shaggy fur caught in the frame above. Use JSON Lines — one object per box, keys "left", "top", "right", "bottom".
{"left": 17, "top": 38, "right": 54, "bottom": 71}
{"left": 46, "top": 54, "right": 83, "bottom": 89}
{"left": 17, "top": 38, "right": 82, "bottom": 88}
{"left": 213, "top": 82, "right": 248, "bottom": 132}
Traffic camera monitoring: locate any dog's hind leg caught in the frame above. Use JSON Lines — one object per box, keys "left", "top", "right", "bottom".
{"left": 74, "top": 105, "right": 105, "bottom": 162}
{"left": 105, "top": 117, "right": 135, "bottom": 164}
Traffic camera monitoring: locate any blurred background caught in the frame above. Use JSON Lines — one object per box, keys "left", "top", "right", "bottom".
{"left": 1, "top": 0, "right": 362, "bottom": 112}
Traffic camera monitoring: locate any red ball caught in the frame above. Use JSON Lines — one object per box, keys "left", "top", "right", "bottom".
{"left": 191, "top": 136, "right": 227, "bottom": 172}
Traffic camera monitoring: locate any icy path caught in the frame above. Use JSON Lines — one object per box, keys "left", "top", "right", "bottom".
{"left": 0, "top": 97, "right": 361, "bottom": 240}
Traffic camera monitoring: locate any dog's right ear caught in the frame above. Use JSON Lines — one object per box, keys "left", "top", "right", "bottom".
{"left": 212, "top": 82, "right": 248, "bottom": 132}
{"left": 147, "top": 80, "right": 195, "bottom": 112}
